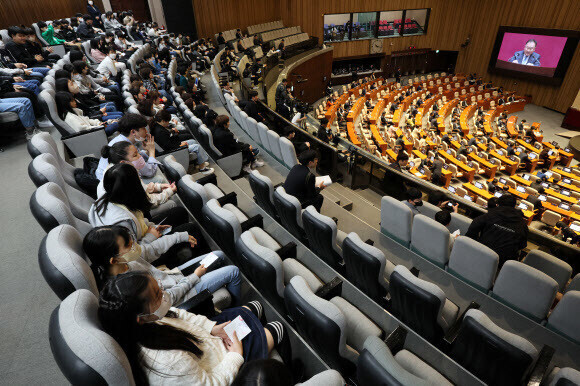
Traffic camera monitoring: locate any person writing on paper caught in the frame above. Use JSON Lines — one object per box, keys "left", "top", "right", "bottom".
{"left": 99, "top": 272, "right": 287, "bottom": 385}
{"left": 283, "top": 150, "right": 325, "bottom": 212}
{"left": 508, "top": 39, "right": 541, "bottom": 66}
{"left": 84, "top": 225, "right": 242, "bottom": 305}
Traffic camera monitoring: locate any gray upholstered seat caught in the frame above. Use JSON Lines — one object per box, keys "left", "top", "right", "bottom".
{"left": 389, "top": 265, "right": 459, "bottom": 343}
{"left": 358, "top": 335, "right": 452, "bottom": 386}
{"left": 546, "top": 290, "right": 580, "bottom": 344}
{"left": 38, "top": 90, "right": 77, "bottom": 136}
{"left": 30, "top": 182, "right": 93, "bottom": 235}
{"left": 197, "top": 124, "right": 243, "bottom": 178}
{"left": 380, "top": 196, "right": 413, "bottom": 247}
{"left": 566, "top": 273, "right": 580, "bottom": 293}
{"left": 545, "top": 367, "right": 580, "bottom": 386}
{"left": 267, "top": 130, "right": 284, "bottom": 162}
{"left": 162, "top": 154, "right": 188, "bottom": 183}
{"left": 273, "top": 186, "right": 306, "bottom": 240}
{"left": 447, "top": 236, "right": 499, "bottom": 292}
{"left": 39, "top": 225, "right": 98, "bottom": 300}
{"left": 238, "top": 111, "right": 252, "bottom": 137}
{"left": 410, "top": 214, "right": 451, "bottom": 268}
{"left": 295, "top": 370, "right": 345, "bottom": 386}
{"left": 522, "top": 250, "right": 572, "bottom": 292}
{"left": 449, "top": 212, "right": 472, "bottom": 236}
{"left": 27, "top": 132, "right": 81, "bottom": 189}
{"left": 342, "top": 232, "right": 395, "bottom": 304}
{"left": 449, "top": 308, "right": 538, "bottom": 386}
{"left": 49, "top": 289, "right": 135, "bottom": 385}
{"left": 284, "top": 276, "right": 381, "bottom": 373}
{"left": 279, "top": 137, "right": 298, "bottom": 168}
{"left": 302, "top": 206, "right": 347, "bottom": 271}
{"left": 236, "top": 230, "right": 323, "bottom": 311}
{"left": 417, "top": 201, "right": 441, "bottom": 219}
{"left": 257, "top": 122, "right": 271, "bottom": 150}
{"left": 29, "top": 153, "right": 94, "bottom": 222}
{"left": 246, "top": 116, "right": 260, "bottom": 143}
{"left": 491, "top": 261, "right": 558, "bottom": 322}
{"left": 248, "top": 170, "right": 278, "bottom": 219}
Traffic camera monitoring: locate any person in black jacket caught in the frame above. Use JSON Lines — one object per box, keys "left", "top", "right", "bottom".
{"left": 6, "top": 27, "right": 53, "bottom": 67}
{"left": 283, "top": 126, "right": 309, "bottom": 155}
{"left": 283, "top": 150, "right": 324, "bottom": 212}
{"left": 243, "top": 90, "right": 263, "bottom": 122}
{"left": 212, "top": 115, "right": 261, "bottom": 173}
{"left": 465, "top": 194, "right": 528, "bottom": 268}
{"left": 148, "top": 109, "right": 213, "bottom": 173}
{"left": 76, "top": 16, "right": 98, "bottom": 40}
{"left": 217, "top": 32, "right": 226, "bottom": 45}
{"left": 316, "top": 118, "right": 333, "bottom": 144}
{"left": 381, "top": 151, "right": 409, "bottom": 200}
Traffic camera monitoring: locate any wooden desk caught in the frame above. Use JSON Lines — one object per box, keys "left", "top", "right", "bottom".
{"left": 438, "top": 150, "right": 475, "bottom": 182}
{"left": 413, "top": 149, "right": 427, "bottom": 160}
{"left": 489, "top": 151, "right": 518, "bottom": 175}
{"left": 346, "top": 123, "right": 361, "bottom": 146}
{"left": 386, "top": 149, "right": 397, "bottom": 162}
{"left": 347, "top": 98, "right": 365, "bottom": 122}
{"left": 542, "top": 142, "right": 574, "bottom": 167}
{"left": 557, "top": 181, "right": 580, "bottom": 194}
{"left": 410, "top": 168, "right": 428, "bottom": 180}
{"left": 468, "top": 152, "right": 498, "bottom": 178}
{"left": 497, "top": 183, "right": 529, "bottom": 200}
{"left": 553, "top": 168, "right": 580, "bottom": 182}
{"left": 369, "top": 99, "right": 386, "bottom": 124}
{"left": 506, "top": 115, "right": 519, "bottom": 138}
{"left": 370, "top": 124, "right": 388, "bottom": 155}
{"left": 491, "top": 137, "right": 508, "bottom": 149}
{"left": 441, "top": 169, "right": 453, "bottom": 188}
{"left": 463, "top": 183, "right": 494, "bottom": 200}
{"left": 542, "top": 202, "right": 580, "bottom": 221}
{"left": 483, "top": 109, "right": 497, "bottom": 135}
{"left": 545, "top": 188, "right": 578, "bottom": 204}
{"left": 460, "top": 104, "right": 476, "bottom": 134}
{"left": 516, "top": 139, "right": 540, "bottom": 154}
{"left": 511, "top": 175, "right": 532, "bottom": 186}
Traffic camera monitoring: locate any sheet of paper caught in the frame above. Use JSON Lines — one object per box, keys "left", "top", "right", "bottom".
{"left": 223, "top": 315, "right": 251, "bottom": 341}
{"left": 199, "top": 252, "right": 220, "bottom": 269}
{"left": 452, "top": 229, "right": 460, "bottom": 237}
{"left": 315, "top": 175, "right": 333, "bottom": 187}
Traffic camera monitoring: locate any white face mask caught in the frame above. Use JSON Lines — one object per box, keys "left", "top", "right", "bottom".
{"left": 88, "top": 1, "right": 93, "bottom": 4}
{"left": 140, "top": 291, "right": 172, "bottom": 321}
{"left": 109, "top": 53, "right": 116, "bottom": 59}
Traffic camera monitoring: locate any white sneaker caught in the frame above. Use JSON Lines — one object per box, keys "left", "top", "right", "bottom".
{"left": 242, "top": 165, "right": 252, "bottom": 174}
{"left": 252, "top": 159, "right": 265, "bottom": 168}
{"left": 36, "top": 117, "right": 53, "bottom": 128}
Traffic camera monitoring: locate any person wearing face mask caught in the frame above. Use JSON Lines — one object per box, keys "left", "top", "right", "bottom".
{"left": 6, "top": 26, "right": 53, "bottom": 67}
{"left": 104, "top": 11, "right": 123, "bottom": 30}
{"left": 96, "top": 47, "right": 126, "bottom": 82}
{"left": 98, "top": 272, "right": 287, "bottom": 385}
{"left": 84, "top": 225, "right": 242, "bottom": 305}
{"left": 402, "top": 187, "right": 423, "bottom": 216}
{"left": 86, "top": 1, "right": 104, "bottom": 29}
{"left": 71, "top": 60, "right": 124, "bottom": 110}
{"left": 283, "top": 149, "right": 325, "bottom": 212}
{"left": 55, "top": 91, "right": 120, "bottom": 134}
{"left": 55, "top": 77, "right": 118, "bottom": 121}
{"left": 95, "top": 113, "right": 159, "bottom": 180}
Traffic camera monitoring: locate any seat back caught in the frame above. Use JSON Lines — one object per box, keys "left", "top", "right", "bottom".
{"left": 342, "top": 232, "right": 389, "bottom": 302}
{"left": 39, "top": 90, "right": 76, "bottom": 136}
{"left": 302, "top": 206, "right": 343, "bottom": 270}
{"left": 39, "top": 225, "right": 98, "bottom": 300}
{"left": 201, "top": 199, "right": 241, "bottom": 260}
{"left": 161, "top": 154, "right": 187, "bottom": 183}
{"left": 177, "top": 175, "right": 213, "bottom": 218}
{"left": 389, "top": 265, "right": 445, "bottom": 343}
{"left": 358, "top": 336, "right": 432, "bottom": 386}
{"left": 522, "top": 250, "right": 572, "bottom": 292}
{"left": 410, "top": 214, "right": 451, "bottom": 267}
{"left": 279, "top": 137, "right": 298, "bottom": 168}
{"left": 417, "top": 201, "right": 440, "bottom": 219}
{"left": 198, "top": 124, "right": 223, "bottom": 158}
{"left": 248, "top": 170, "right": 277, "bottom": 219}
{"left": 491, "top": 261, "right": 558, "bottom": 322}
{"left": 236, "top": 231, "right": 285, "bottom": 310}
{"left": 547, "top": 291, "right": 580, "bottom": 344}
{"left": 49, "top": 290, "right": 135, "bottom": 385}
{"left": 273, "top": 186, "right": 305, "bottom": 240}
{"left": 380, "top": 196, "right": 413, "bottom": 247}
{"left": 257, "top": 122, "right": 271, "bottom": 149}
{"left": 284, "top": 276, "right": 354, "bottom": 373}
{"left": 296, "top": 370, "right": 345, "bottom": 386}
{"left": 450, "top": 309, "right": 538, "bottom": 386}
{"left": 245, "top": 116, "right": 260, "bottom": 142}
{"left": 448, "top": 236, "right": 499, "bottom": 291}
{"left": 30, "top": 182, "right": 92, "bottom": 236}
{"left": 267, "top": 130, "right": 283, "bottom": 161}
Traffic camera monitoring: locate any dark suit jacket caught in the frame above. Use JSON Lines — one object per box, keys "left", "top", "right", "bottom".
{"left": 243, "top": 100, "right": 262, "bottom": 122}
{"left": 76, "top": 22, "right": 96, "bottom": 39}
{"left": 508, "top": 51, "right": 541, "bottom": 66}
{"left": 213, "top": 126, "right": 242, "bottom": 156}
{"left": 283, "top": 164, "right": 317, "bottom": 205}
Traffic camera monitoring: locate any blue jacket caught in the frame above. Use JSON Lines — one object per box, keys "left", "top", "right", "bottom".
{"left": 508, "top": 51, "right": 541, "bottom": 66}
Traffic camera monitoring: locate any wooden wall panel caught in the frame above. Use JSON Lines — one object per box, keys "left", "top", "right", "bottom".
{"left": 288, "top": 50, "right": 333, "bottom": 103}
{"left": 192, "top": 0, "right": 280, "bottom": 39}
{"left": 279, "top": 0, "right": 580, "bottom": 112}
{"left": 0, "top": 0, "right": 104, "bottom": 29}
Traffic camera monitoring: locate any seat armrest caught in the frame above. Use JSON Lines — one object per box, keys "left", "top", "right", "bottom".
{"left": 176, "top": 289, "right": 216, "bottom": 317}
{"left": 217, "top": 191, "right": 238, "bottom": 206}
{"left": 196, "top": 173, "right": 217, "bottom": 186}
{"left": 273, "top": 183, "right": 283, "bottom": 189}
{"left": 443, "top": 301, "right": 480, "bottom": 346}
{"left": 315, "top": 277, "right": 343, "bottom": 300}
{"left": 240, "top": 214, "right": 264, "bottom": 232}
{"left": 526, "top": 345, "right": 555, "bottom": 386}
{"left": 384, "top": 325, "right": 408, "bottom": 353}
{"left": 275, "top": 242, "right": 296, "bottom": 260}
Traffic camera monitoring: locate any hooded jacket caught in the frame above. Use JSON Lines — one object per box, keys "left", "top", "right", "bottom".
{"left": 465, "top": 206, "right": 528, "bottom": 266}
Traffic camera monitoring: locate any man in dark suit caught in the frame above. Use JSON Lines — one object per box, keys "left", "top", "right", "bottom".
{"left": 76, "top": 15, "right": 97, "bottom": 40}
{"left": 243, "top": 90, "right": 263, "bottom": 122}
{"left": 283, "top": 150, "right": 325, "bottom": 212}
{"left": 217, "top": 32, "right": 226, "bottom": 45}
{"left": 508, "top": 39, "right": 541, "bottom": 66}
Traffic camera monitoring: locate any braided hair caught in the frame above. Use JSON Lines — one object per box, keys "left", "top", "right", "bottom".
{"left": 99, "top": 271, "right": 204, "bottom": 384}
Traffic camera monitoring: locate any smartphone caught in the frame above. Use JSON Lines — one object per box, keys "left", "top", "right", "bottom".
{"left": 161, "top": 226, "right": 172, "bottom": 235}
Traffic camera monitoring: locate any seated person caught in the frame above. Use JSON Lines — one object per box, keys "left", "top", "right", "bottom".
{"left": 435, "top": 210, "right": 460, "bottom": 247}
{"left": 213, "top": 115, "right": 261, "bottom": 173}
{"left": 284, "top": 126, "right": 309, "bottom": 155}
{"left": 149, "top": 109, "right": 213, "bottom": 173}
{"left": 98, "top": 272, "right": 285, "bottom": 384}
{"left": 401, "top": 187, "right": 423, "bottom": 216}
{"left": 6, "top": 26, "right": 53, "bottom": 67}
{"left": 84, "top": 225, "right": 242, "bottom": 304}
{"left": 428, "top": 191, "right": 458, "bottom": 212}
{"left": 55, "top": 91, "right": 119, "bottom": 135}
{"left": 283, "top": 150, "right": 325, "bottom": 212}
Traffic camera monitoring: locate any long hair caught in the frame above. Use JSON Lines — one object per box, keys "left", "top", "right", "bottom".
{"left": 101, "top": 141, "right": 133, "bottom": 165}
{"left": 99, "top": 272, "right": 204, "bottom": 385}
{"left": 54, "top": 91, "right": 75, "bottom": 120}
{"left": 231, "top": 359, "right": 293, "bottom": 386}
{"left": 83, "top": 225, "right": 131, "bottom": 286}
{"left": 95, "top": 163, "right": 152, "bottom": 216}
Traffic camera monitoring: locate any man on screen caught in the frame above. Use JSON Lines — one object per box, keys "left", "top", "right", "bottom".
{"left": 509, "top": 39, "right": 541, "bottom": 66}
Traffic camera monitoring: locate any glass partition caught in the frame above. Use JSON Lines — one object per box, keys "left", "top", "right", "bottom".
{"left": 403, "top": 9, "right": 430, "bottom": 36}
{"left": 351, "top": 12, "right": 377, "bottom": 40}
{"left": 323, "top": 14, "right": 352, "bottom": 42}
{"left": 378, "top": 10, "right": 404, "bottom": 38}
